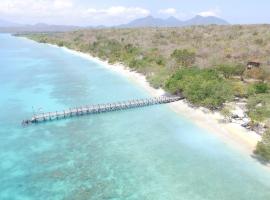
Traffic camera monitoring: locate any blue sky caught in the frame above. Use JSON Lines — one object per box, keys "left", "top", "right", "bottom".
{"left": 0, "top": 0, "right": 269, "bottom": 25}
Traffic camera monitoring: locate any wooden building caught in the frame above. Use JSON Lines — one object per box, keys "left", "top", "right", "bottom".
{"left": 247, "top": 61, "right": 261, "bottom": 69}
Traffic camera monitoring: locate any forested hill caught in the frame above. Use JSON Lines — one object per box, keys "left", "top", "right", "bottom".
{"left": 18, "top": 25, "right": 270, "bottom": 109}
{"left": 22, "top": 25, "right": 270, "bottom": 73}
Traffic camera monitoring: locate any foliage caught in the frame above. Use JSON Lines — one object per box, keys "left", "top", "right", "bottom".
{"left": 221, "top": 107, "right": 232, "bottom": 120}
{"left": 18, "top": 28, "right": 270, "bottom": 165}
{"left": 56, "top": 41, "right": 64, "bottom": 47}
{"left": 171, "top": 49, "right": 196, "bottom": 68}
{"left": 147, "top": 68, "right": 170, "bottom": 89}
{"left": 216, "top": 63, "right": 245, "bottom": 78}
{"left": 247, "top": 93, "right": 270, "bottom": 122}
{"left": 245, "top": 68, "right": 268, "bottom": 81}
{"left": 18, "top": 25, "right": 270, "bottom": 76}
{"left": 20, "top": 27, "right": 269, "bottom": 115}
{"left": 248, "top": 82, "right": 269, "bottom": 96}
{"left": 232, "top": 81, "right": 248, "bottom": 97}
{"left": 253, "top": 82, "right": 269, "bottom": 93}
{"left": 165, "top": 67, "right": 233, "bottom": 109}
{"left": 255, "top": 129, "right": 270, "bottom": 162}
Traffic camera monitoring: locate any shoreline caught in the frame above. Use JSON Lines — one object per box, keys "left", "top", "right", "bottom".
{"left": 61, "top": 46, "right": 262, "bottom": 154}
{"left": 45, "top": 43, "right": 262, "bottom": 156}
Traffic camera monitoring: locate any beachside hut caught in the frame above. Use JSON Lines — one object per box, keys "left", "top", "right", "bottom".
{"left": 246, "top": 61, "right": 261, "bottom": 69}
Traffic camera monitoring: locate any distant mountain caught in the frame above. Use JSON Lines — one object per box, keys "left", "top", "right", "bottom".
{"left": 118, "top": 15, "right": 229, "bottom": 28}
{"left": 166, "top": 16, "right": 183, "bottom": 27}
{"left": 118, "top": 16, "right": 184, "bottom": 28}
{"left": 0, "top": 15, "right": 229, "bottom": 33}
{"left": 0, "top": 19, "right": 21, "bottom": 27}
{"left": 118, "top": 16, "right": 181, "bottom": 28}
{"left": 184, "top": 15, "right": 229, "bottom": 26}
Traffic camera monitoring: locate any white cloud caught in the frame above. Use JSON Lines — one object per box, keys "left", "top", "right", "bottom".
{"left": 53, "top": 0, "right": 73, "bottom": 9}
{"left": 158, "top": 8, "right": 177, "bottom": 15}
{"left": 0, "top": 0, "right": 74, "bottom": 17}
{"left": 0, "top": 0, "right": 150, "bottom": 25}
{"left": 158, "top": 8, "right": 188, "bottom": 19}
{"left": 85, "top": 6, "right": 149, "bottom": 18}
{"left": 197, "top": 8, "right": 221, "bottom": 17}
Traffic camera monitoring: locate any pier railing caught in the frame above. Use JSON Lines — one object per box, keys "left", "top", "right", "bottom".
{"left": 22, "top": 95, "right": 182, "bottom": 125}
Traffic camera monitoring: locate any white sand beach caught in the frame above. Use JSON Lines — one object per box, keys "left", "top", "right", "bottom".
{"left": 49, "top": 44, "right": 261, "bottom": 156}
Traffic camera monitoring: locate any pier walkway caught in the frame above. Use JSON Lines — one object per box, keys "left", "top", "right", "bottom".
{"left": 22, "top": 95, "right": 182, "bottom": 125}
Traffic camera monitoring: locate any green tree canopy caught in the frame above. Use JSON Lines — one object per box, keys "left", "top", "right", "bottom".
{"left": 255, "top": 129, "right": 270, "bottom": 162}
{"left": 165, "top": 67, "right": 233, "bottom": 109}
{"left": 216, "top": 63, "right": 246, "bottom": 79}
{"left": 171, "top": 49, "right": 196, "bottom": 68}
{"left": 247, "top": 93, "right": 270, "bottom": 122}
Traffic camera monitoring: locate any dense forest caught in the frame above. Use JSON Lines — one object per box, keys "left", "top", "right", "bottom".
{"left": 18, "top": 25, "right": 270, "bottom": 161}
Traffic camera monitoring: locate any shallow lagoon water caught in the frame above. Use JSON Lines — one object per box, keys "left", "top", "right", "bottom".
{"left": 0, "top": 34, "right": 270, "bottom": 200}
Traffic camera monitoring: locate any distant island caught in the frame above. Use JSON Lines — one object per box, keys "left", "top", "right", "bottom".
{"left": 17, "top": 24, "right": 270, "bottom": 162}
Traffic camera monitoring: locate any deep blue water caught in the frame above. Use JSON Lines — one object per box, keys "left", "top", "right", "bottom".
{"left": 0, "top": 34, "right": 270, "bottom": 200}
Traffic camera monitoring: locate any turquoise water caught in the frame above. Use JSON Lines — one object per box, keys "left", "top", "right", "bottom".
{"left": 0, "top": 34, "right": 270, "bottom": 200}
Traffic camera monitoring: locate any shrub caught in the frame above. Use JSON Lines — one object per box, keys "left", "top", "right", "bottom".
{"left": 38, "top": 38, "right": 48, "bottom": 43}
{"left": 124, "top": 44, "right": 138, "bottom": 54}
{"left": 248, "top": 82, "right": 269, "bottom": 95}
{"left": 57, "top": 41, "right": 64, "bottom": 47}
{"left": 253, "top": 82, "right": 269, "bottom": 93}
{"left": 156, "top": 57, "right": 165, "bottom": 66}
{"left": 247, "top": 93, "right": 270, "bottom": 122}
{"left": 221, "top": 107, "right": 232, "bottom": 121}
{"left": 147, "top": 68, "right": 170, "bottom": 89}
{"left": 171, "top": 49, "right": 196, "bottom": 68}
{"left": 232, "top": 81, "right": 248, "bottom": 97}
{"left": 254, "top": 38, "right": 264, "bottom": 46}
{"left": 165, "top": 67, "right": 233, "bottom": 109}
{"left": 216, "top": 64, "right": 246, "bottom": 79}
{"left": 245, "top": 68, "right": 268, "bottom": 81}
{"left": 255, "top": 129, "right": 270, "bottom": 162}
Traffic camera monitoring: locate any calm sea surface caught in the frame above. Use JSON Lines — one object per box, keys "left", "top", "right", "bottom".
{"left": 0, "top": 34, "right": 270, "bottom": 200}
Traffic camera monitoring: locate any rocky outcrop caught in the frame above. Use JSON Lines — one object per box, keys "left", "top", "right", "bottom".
{"left": 223, "top": 99, "right": 267, "bottom": 135}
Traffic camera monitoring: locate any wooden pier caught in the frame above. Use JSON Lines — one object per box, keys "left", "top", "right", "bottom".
{"left": 22, "top": 95, "right": 182, "bottom": 126}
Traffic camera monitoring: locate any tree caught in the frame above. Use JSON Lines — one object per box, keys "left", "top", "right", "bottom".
{"left": 165, "top": 67, "right": 233, "bottom": 109}
{"left": 244, "top": 68, "right": 268, "bottom": 81}
{"left": 254, "top": 82, "right": 269, "bottom": 94}
{"left": 247, "top": 93, "right": 270, "bottom": 122}
{"left": 248, "top": 83, "right": 269, "bottom": 96}
{"left": 171, "top": 49, "right": 196, "bottom": 68}
{"left": 57, "top": 41, "right": 64, "bottom": 47}
{"left": 216, "top": 64, "right": 245, "bottom": 79}
{"left": 232, "top": 81, "right": 248, "bottom": 97}
{"left": 255, "top": 129, "right": 270, "bottom": 162}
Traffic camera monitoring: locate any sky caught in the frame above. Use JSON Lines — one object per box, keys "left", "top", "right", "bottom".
{"left": 0, "top": 0, "right": 269, "bottom": 26}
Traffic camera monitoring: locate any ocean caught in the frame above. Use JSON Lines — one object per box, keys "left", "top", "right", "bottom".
{"left": 0, "top": 34, "right": 270, "bottom": 200}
